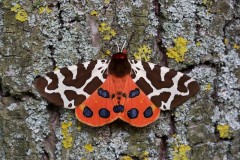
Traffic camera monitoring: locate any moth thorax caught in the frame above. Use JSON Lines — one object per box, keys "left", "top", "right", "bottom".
{"left": 108, "top": 58, "right": 131, "bottom": 77}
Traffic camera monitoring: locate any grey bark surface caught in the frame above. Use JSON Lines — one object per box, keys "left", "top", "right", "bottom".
{"left": 0, "top": 0, "right": 239, "bottom": 160}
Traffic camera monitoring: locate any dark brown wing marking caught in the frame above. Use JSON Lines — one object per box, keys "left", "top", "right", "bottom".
{"left": 34, "top": 60, "right": 109, "bottom": 109}
{"left": 130, "top": 60, "right": 200, "bottom": 110}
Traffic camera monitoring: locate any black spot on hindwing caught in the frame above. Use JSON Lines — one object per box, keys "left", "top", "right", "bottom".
{"left": 127, "top": 108, "right": 138, "bottom": 119}
{"left": 98, "top": 88, "right": 110, "bottom": 98}
{"left": 99, "top": 108, "right": 110, "bottom": 118}
{"left": 144, "top": 107, "right": 153, "bottom": 118}
{"left": 113, "top": 105, "right": 124, "bottom": 113}
{"left": 83, "top": 106, "right": 93, "bottom": 118}
{"left": 129, "top": 88, "right": 140, "bottom": 98}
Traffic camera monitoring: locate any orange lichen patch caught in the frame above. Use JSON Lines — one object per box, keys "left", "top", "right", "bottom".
{"left": 166, "top": 37, "right": 188, "bottom": 62}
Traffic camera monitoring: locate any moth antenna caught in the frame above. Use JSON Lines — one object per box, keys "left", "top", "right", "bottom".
{"left": 121, "top": 40, "right": 126, "bottom": 52}
{"left": 115, "top": 43, "right": 120, "bottom": 52}
{"left": 109, "top": 46, "right": 113, "bottom": 56}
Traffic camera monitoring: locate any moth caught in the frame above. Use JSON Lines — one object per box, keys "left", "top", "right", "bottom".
{"left": 34, "top": 49, "right": 200, "bottom": 127}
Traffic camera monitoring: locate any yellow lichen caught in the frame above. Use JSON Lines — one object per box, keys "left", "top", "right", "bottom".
{"left": 217, "top": 124, "right": 232, "bottom": 139}
{"left": 11, "top": 4, "right": 28, "bottom": 22}
{"left": 11, "top": 4, "right": 21, "bottom": 12}
{"left": 90, "top": 10, "right": 98, "bottom": 16}
{"left": 142, "top": 151, "right": 149, "bottom": 157}
{"left": 173, "top": 145, "right": 191, "bottom": 160}
{"left": 61, "top": 121, "right": 73, "bottom": 149}
{"left": 77, "top": 125, "right": 82, "bottom": 131}
{"left": 39, "top": 6, "right": 52, "bottom": 14}
{"left": 166, "top": 37, "right": 188, "bottom": 62}
{"left": 106, "top": 49, "right": 111, "bottom": 55}
{"left": 104, "top": 0, "right": 111, "bottom": 4}
{"left": 39, "top": 7, "right": 46, "bottom": 14}
{"left": 134, "top": 45, "right": 152, "bottom": 61}
{"left": 84, "top": 144, "right": 94, "bottom": 152}
{"left": 142, "top": 151, "right": 149, "bottom": 160}
{"left": 224, "top": 38, "right": 229, "bottom": 45}
{"left": 204, "top": 83, "right": 212, "bottom": 91}
{"left": 98, "top": 22, "right": 107, "bottom": 32}
{"left": 203, "top": 0, "right": 213, "bottom": 5}
{"left": 15, "top": 9, "right": 28, "bottom": 22}
{"left": 121, "top": 156, "right": 133, "bottom": 160}
{"left": 196, "top": 41, "right": 201, "bottom": 47}
{"left": 98, "top": 22, "right": 116, "bottom": 41}
{"left": 233, "top": 43, "right": 240, "bottom": 49}
{"left": 54, "top": 66, "right": 60, "bottom": 71}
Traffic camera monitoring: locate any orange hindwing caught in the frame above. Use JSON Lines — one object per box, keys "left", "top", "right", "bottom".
{"left": 75, "top": 75, "right": 160, "bottom": 127}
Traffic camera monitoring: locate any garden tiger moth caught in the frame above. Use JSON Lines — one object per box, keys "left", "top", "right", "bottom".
{"left": 34, "top": 50, "right": 200, "bottom": 127}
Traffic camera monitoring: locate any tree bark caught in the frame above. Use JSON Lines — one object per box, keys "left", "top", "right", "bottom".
{"left": 0, "top": 0, "right": 239, "bottom": 159}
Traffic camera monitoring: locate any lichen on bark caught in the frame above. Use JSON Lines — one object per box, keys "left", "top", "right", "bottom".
{"left": 0, "top": 0, "right": 239, "bottom": 159}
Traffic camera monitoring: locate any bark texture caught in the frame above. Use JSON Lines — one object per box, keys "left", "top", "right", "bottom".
{"left": 0, "top": 0, "right": 239, "bottom": 159}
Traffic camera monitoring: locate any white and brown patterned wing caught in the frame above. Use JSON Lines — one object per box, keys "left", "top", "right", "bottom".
{"left": 130, "top": 60, "right": 200, "bottom": 111}
{"left": 34, "top": 60, "right": 109, "bottom": 109}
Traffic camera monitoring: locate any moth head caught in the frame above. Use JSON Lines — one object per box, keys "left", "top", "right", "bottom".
{"left": 111, "top": 40, "right": 128, "bottom": 60}
{"left": 109, "top": 49, "right": 131, "bottom": 77}
{"left": 112, "top": 51, "right": 128, "bottom": 60}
